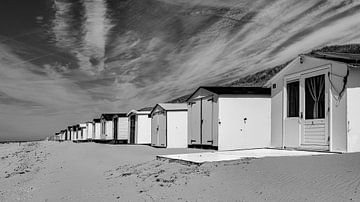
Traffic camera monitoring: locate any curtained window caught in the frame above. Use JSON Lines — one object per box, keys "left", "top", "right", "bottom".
{"left": 287, "top": 81, "right": 299, "bottom": 117}
{"left": 305, "top": 74, "right": 325, "bottom": 119}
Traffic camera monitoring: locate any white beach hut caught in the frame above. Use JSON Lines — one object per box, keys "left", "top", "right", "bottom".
{"left": 64, "top": 129, "right": 70, "bottom": 141}
{"left": 68, "top": 126, "right": 73, "bottom": 141}
{"left": 54, "top": 132, "right": 60, "bottom": 141}
{"left": 59, "top": 130, "right": 66, "bottom": 141}
{"left": 265, "top": 52, "right": 360, "bottom": 152}
{"left": 113, "top": 113, "right": 129, "bottom": 143}
{"left": 93, "top": 118, "right": 101, "bottom": 141}
{"left": 58, "top": 131, "right": 63, "bottom": 141}
{"left": 86, "top": 121, "right": 94, "bottom": 141}
{"left": 187, "top": 87, "right": 271, "bottom": 150}
{"left": 150, "top": 103, "right": 188, "bottom": 148}
{"left": 78, "top": 124, "right": 87, "bottom": 141}
{"left": 100, "top": 114, "right": 114, "bottom": 141}
{"left": 100, "top": 113, "right": 127, "bottom": 143}
{"left": 71, "top": 125, "right": 78, "bottom": 141}
{"left": 127, "top": 107, "right": 153, "bottom": 144}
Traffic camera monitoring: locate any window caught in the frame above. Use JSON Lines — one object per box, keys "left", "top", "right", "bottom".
{"left": 287, "top": 81, "right": 299, "bottom": 117}
{"left": 305, "top": 74, "right": 325, "bottom": 119}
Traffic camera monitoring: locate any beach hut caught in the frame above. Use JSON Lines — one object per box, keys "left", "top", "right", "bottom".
{"left": 100, "top": 113, "right": 127, "bottom": 143}
{"left": 86, "top": 121, "right": 94, "bottom": 141}
{"left": 100, "top": 114, "right": 114, "bottom": 141}
{"left": 127, "top": 107, "right": 153, "bottom": 144}
{"left": 265, "top": 52, "right": 360, "bottom": 152}
{"left": 113, "top": 113, "right": 129, "bottom": 143}
{"left": 73, "top": 125, "right": 80, "bottom": 141}
{"left": 64, "top": 129, "right": 69, "bottom": 141}
{"left": 93, "top": 119, "right": 101, "bottom": 140}
{"left": 59, "top": 130, "right": 66, "bottom": 141}
{"left": 150, "top": 103, "right": 188, "bottom": 148}
{"left": 54, "top": 132, "right": 60, "bottom": 141}
{"left": 67, "top": 126, "right": 73, "bottom": 141}
{"left": 78, "top": 123, "right": 87, "bottom": 141}
{"left": 58, "top": 131, "right": 63, "bottom": 141}
{"left": 187, "top": 87, "right": 271, "bottom": 150}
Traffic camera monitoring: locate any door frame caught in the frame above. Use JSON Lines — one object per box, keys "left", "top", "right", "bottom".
{"left": 282, "top": 65, "right": 330, "bottom": 150}
{"left": 300, "top": 69, "right": 329, "bottom": 148}
{"left": 200, "top": 95, "right": 214, "bottom": 145}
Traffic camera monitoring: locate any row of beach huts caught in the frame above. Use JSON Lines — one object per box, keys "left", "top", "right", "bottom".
{"left": 51, "top": 53, "right": 360, "bottom": 153}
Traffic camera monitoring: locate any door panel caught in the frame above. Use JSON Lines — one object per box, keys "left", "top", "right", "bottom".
{"left": 158, "top": 112, "right": 167, "bottom": 147}
{"left": 201, "top": 96, "right": 214, "bottom": 145}
{"left": 117, "top": 118, "right": 129, "bottom": 140}
{"left": 188, "top": 100, "right": 201, "bottom": 144}
{"left": 113, "top": 118, "right": 118, "bottom": 140}
{"left": 130, "top": 116, "right": 136, "bottom": 144}
{"left": 151, "top": 114, "right": 158, "bottom": 146}
{"left": 301, "top": 71, "right": 329, "bottom": 146}
{"left": 284, "top": 80, "right": 301, "bottom": 147}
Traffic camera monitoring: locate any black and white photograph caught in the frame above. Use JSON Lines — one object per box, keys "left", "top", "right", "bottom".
{"left": 1, "top": 0, "right": 360, "bottom": 201}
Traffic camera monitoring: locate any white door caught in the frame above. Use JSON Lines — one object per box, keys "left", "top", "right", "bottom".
{"left": 188, "top": 100, "right": 201, "bottom": 145}
{"left": 151, "top": 113, "right": 160, "bottom": 146}
{"left": 201, "top": 96, "right": 213, "bottom": 145}
{"left": 158, "top": 112, "right": 167, "bottom": 147}
{"left": 117, "top": 117, "right": 129, "bottom": 140}
{"left": 284, "top": 79, "right": 301, "bottom": 148}
{"left": 300, "top": 70, "right": 329, "bottom": 147}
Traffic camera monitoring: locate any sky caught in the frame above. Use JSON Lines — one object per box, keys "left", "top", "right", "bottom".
{"left": 0, "top": 0, "right": 360, "bottom": 141}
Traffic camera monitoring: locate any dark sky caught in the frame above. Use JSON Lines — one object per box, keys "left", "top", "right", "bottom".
{"left": 1, "top": 0, "right": 360, "bottom": 141}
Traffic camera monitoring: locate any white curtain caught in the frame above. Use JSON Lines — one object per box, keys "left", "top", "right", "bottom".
{"left": 307, "top": 75, "right": 325, "bottom": 119}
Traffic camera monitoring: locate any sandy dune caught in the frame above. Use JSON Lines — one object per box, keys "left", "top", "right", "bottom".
{"left": 1, "top": 141, "right": 360, "bottom": 201}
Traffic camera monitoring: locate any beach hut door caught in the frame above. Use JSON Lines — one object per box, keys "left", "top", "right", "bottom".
{"left": 300, "top": 71, "right": 329, "bottom": 147}
{"left": 130, "top": 116, "right": 136, "bottom": 144}
{"left": 158, "top": 112, "right": 167, "bottom": 147}
{"left": 201, "top": 96, "right": 213, "bottom": 145}
{"left": 188, "top": 100, "right": 201, "bottom": 145}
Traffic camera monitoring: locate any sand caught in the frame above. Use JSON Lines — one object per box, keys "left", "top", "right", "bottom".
{"left": 1, "top": 141, "right": 360, "bottom": 201}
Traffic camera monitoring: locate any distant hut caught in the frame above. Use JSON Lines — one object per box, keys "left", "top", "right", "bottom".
{"left": 93, "top": 118, "right": 101, "bottom": 141}
{"left": 113, "top": 113, "right": 129, "bottom": 144}
{"left": 78, "top": 123, "right": 87, "bottom": 142}
{"left": 72, "top": 125, "right": 79, "bottom": 142}
{"left": 150, "top": 103, "right": 188, "bottom": 148}
{"left": 187, "top": 86, "right": 271, "bottom": 150}
{"left": 100, "top": 113, "right": 128, "bottom": 143}
{"left": 86, "top": 121, "right": 94, "bottom": 141}
{"left": 127, "top": 107, "right": 152, "bottom": 145}
{"left": 67, "top": 126, "right": 73, "bottom": 141}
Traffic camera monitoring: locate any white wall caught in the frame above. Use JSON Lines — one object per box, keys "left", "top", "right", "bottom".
{"left": 167, "top": 111, "right": 188, "bottom": 148}
{"left": 94, "top": 123, "right": 101, "bottom": 140}
{"left": 105, "top": 121, "right": 114, "bottom": 140}
{"left": 347, "top": 68, "right": 360, "bottom": 152}
{"left": 347, "top": 87, "right": 360, "bottom": 152}
{"left": 117, "top": 117, "right": 129, "bottom": 140}
{"left": 70, "top": 130, "right": 75, "bottom": 141}
{"left": 136, "top": 114, "right": 151, "bottom": 144}
{"left": 218, "top": 96, "right": 271, "bottom": 151}
{"left": 86, "top": 123, "right": 94, "bottom": 139}
{"left": 81, "top": 127, "right": 87, "bottom": 140}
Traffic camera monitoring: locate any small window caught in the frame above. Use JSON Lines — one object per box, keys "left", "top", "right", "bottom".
{"left": 305, "top": 74, "right": 325, "bottom": 119}
{"left": 287, "top": 81, "right": 299, "bottom": 117}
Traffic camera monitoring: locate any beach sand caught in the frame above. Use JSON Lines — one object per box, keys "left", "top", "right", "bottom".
{"left": 1, "top": 141, "right": 360, "bottom": 201}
